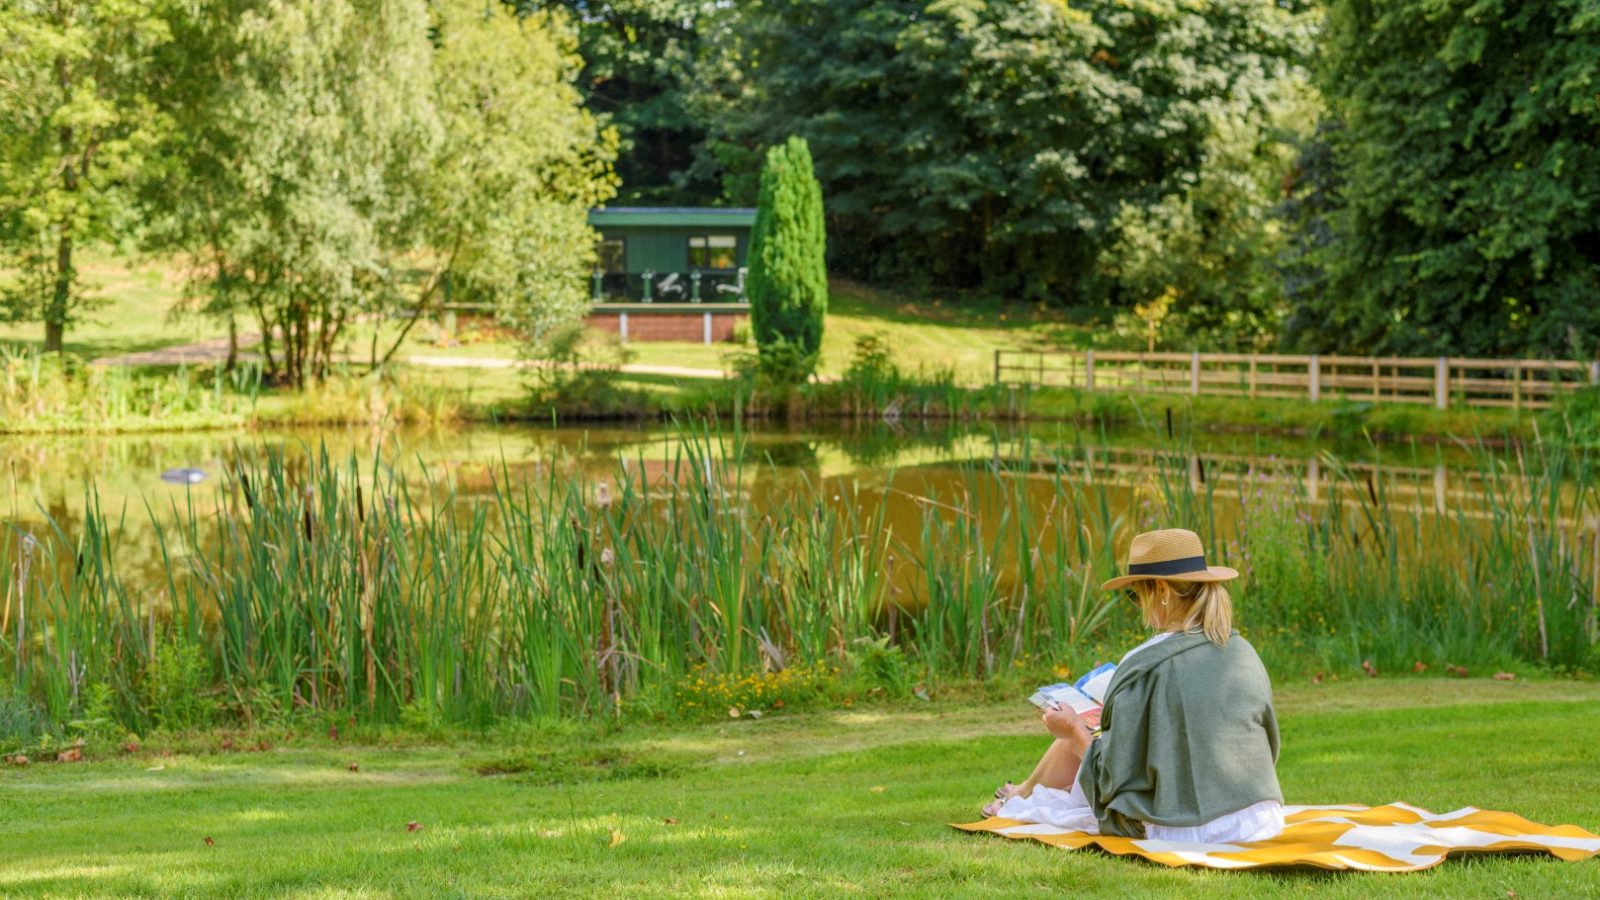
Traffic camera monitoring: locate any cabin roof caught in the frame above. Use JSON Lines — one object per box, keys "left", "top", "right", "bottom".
{"left": 588, "top": 207, "right": 758, "bottom": 229}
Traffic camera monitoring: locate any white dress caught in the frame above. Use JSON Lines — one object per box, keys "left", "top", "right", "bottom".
{"left": 995, "top": 632, "right": 1285, "bottom": 843}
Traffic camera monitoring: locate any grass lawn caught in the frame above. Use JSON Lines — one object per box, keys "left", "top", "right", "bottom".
{"left": 389, "top": 280, "right": 1089, "bottom": 386}
{"left": 0, "top": 252, "right": 226, "bottom": 359}
{"left": 3, "top": 679, "right": 1597, "bottom": 897}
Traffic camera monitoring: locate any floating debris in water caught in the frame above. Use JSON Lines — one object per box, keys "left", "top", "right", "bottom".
{"left": 159, "top": 468, "right": 208, "bottom": 485}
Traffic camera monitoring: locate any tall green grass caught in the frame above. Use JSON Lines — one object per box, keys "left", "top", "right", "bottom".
{"left": 0, "top": 347, "right": 260, "bottom": 433}
{"left": 1, "top": 426, "right": 1596, "bottom": 738}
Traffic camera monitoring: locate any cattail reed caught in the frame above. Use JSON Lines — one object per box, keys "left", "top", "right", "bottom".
{"left": 0, "top": 424, "right": 1594, "bottom": 734}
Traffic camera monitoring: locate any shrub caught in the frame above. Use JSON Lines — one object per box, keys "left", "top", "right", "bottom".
{"left": 1546, "top": 385, "right": 1600, "bottom": 447}
{"left": 747, "top": 136, "right": 828, "bottom": 382}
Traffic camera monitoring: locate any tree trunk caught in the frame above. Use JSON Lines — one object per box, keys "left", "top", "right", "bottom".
{"left": 47, "top": 52, "right": 76, "bottom": 356}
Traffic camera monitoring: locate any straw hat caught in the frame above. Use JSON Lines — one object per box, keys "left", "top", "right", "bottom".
{"left": 1100, "top": 528, "right": 1238, "bottom": 591}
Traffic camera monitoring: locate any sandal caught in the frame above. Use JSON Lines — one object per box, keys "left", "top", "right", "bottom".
{"left": 981, "top": 782, "right": 1020, "bottom": 818}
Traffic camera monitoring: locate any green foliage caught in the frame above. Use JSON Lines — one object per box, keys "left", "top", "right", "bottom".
{"left": 1545, "top": 385, "right": 1600, "bottom": 447}
{"left": 144, "top": 0, "right": 615, "bottom": 388}
{"left": 5, "top": 428, "right": 1594, "bottom": 732}
{"left": 534, "top": 0, "right": 731, "bottom": 205}
{"left": 844, "top": 636, "right": 915, "bottom": 699}
{"left": 721, "top": 0, "right": 1311, "bottom": 320}
{"left": 747, "top": 136, "right": 828, "bottom": 378}
{"left": 0, "top": 0, "right": 172, "bottom": 352}
{"left": 424, "top": 3, "right": 618, "bottom": 361}
{"left": 1287, "top": 0, "right": 1600, "bottom": 357}
{"left": 0, "top": 346, "right": 258, "bottom": 434}
{"left": 524, "top": 322, "right": 653, "bottom": 420}
{"left": 142, "top": 638, "right": 213, "bottom": 732}
{"left": 0, "top": 690, "right": 48, "bottom": 752}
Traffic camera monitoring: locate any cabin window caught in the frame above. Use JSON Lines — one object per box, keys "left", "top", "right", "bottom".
{"left": 596, "top": 238, "right": 626, "bottom": 273}
{"left": 688, "top": 234, "right": 737, "bottom": 270}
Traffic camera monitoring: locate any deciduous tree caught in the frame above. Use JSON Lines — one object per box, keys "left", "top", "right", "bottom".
{"left": 1286, "top": 0, "right": 1600, "bottom": 358}
{"left": 0, "top": 0, "right": 171, "bottom": 352}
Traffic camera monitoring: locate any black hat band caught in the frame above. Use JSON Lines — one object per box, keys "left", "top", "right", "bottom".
{"left": 1125, "top": 555, "right": 1208, "bottom": 577}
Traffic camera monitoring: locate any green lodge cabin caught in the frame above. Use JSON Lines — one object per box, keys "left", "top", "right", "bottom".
{"left": 586, "top": 206, "right": 755, "bottom": 343}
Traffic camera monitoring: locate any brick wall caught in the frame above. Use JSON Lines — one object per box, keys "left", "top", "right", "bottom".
{"left": 586, "top": 309, "right": 748, "bottom": 343}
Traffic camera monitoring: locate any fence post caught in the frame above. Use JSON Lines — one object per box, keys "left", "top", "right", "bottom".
{"left": 993, "top": 349, "right": 1001, "bottom": 386}
{"left": 1434, "top": 357, "right": 1449, "bottom": 410}
{"left": 703, "top": 312, "right": 713, "bottom": 345}
{"left": 1190, "top": 350, "right": 1201, "bottom": 396}
{"left": 1308, "top": 354, "right": 1321, "bottom": 402}
{"left": 1085, "top": 349, "right": 1096, "bottom": 392}
{"left": 1590, "top": 360, "right": 1600, "bottom": 386}
{"left": 619, "top": 312, "right": 629, "bottom": 344}
{"left": 1513, "top": 362, "right": 1522, "bottom": 411}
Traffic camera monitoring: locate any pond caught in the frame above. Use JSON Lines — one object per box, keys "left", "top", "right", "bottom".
{"left": 0, "top": 417, "right": 1552, "bottom": 616}
{"left": 0, "top": 418, "right": 1507, "bottom": 576}
{"left": 2, "top": 419, "right": 1593, "bottom": 729}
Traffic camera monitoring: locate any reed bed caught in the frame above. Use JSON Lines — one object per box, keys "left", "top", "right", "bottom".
{"left": 0, "top": 347, "right": 260, "bottom": 434}
{"left": 1, "top": 427, "right": 1596, "bottom": 737}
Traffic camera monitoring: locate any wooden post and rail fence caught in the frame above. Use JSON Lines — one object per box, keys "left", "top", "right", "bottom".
{"left": 993, "top": 349, "right": 1600, "bottom": 411}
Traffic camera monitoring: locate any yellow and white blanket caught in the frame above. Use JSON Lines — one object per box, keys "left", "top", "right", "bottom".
{"left": 954, "top": 803, "right": 1600, "bottom": 871}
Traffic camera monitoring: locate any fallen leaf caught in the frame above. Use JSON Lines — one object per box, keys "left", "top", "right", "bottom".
{"left": 1493, "top": 671, "right": 1516, "bottom": 681}
{"left": 56, "top": 747, "right": 82, "bottom": 763}
{"left": 842, "top": 697, "right": 854, "bottom": 708}
{"left": 772, "top": 699, "right": 784, "bottom": 709}
{"left": 8, "top": 755, "right": 28, "bottom": 766}
{"left": 1413, "top": 661, "right": 1429, "bottom": 673}
{"left": 406, "top": 821, "right": 424, "bottom": 833}
{"left": 1311, "top": 672, "right": 1323, "bottom": 684}
{"left": 870, "top": 786, "right": 886, "bottom": 793}
{"left": 122, "top": 742, "right": 140, "bottom": 754}
{"left": 608, "top": 828, "right": 626, "bottom": 848}
{"left": 663, "top": 818, "right": 679, "bottom": 825}
{"left": 203, "top": 836, "right": 215, "bottom": 847}
{"left": 255, "top": 740, "right": 271, "bottom": 752}
{"left": 913, "top": 684, "right": 931, "bottom": 701}
{"left": 1361, "top": 660, "right": 1379, "bottom": 678}
{"left": 727, "top": 707, "right": 741, "bottom": 719}
{"left": 220, "top": 738, "right": 235, "bottom": 751}
{"left": 348, "top": 762, "right": 360, "bottom": 772}
{"left": 748, "top": 710, "right": 763, "bottom": 720}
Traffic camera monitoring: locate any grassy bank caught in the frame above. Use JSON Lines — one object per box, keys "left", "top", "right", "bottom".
{"left": 3, "top": 426, "right": 1595, "bottom": 740}
{"left": 2, "top": 682, "right": 1598, "bottom": 897}
{"left": 0, "top": 252, "right": 1548, "bottom": 441}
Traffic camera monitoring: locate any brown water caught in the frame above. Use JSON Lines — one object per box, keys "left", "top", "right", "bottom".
{"left": 0, "top": 420, "right": 1503, "bottom": 582}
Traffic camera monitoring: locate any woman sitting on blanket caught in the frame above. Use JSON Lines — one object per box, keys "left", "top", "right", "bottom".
{"left": 983, "top": 528, "right": 1285, "bottom": 844}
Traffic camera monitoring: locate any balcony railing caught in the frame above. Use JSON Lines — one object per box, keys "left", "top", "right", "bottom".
{"left": 591, "top": 269, "right": 748, "bottom": 304}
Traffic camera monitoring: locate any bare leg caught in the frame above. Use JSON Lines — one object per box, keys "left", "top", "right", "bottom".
{"left": 1016, "top": 738, "right": 1083, "bottom": 799}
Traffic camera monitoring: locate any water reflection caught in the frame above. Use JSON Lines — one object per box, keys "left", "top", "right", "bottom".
{"left": 0, "top": 419, "right": 1562, "bottom": 568}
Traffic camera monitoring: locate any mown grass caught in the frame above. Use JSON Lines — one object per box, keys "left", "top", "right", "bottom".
{"left": 612, "top": 280, "right": 1087, "bottom": 385}
{"left": 0, "top": 682, "right": 1596, "bottom": 897}
{"left": 0, "top": 252, "right": 225, "bottom": 359}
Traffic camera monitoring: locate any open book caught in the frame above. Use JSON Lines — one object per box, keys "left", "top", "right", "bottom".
{"left": 1028, "top": 663, "right": 1117, "bottom": 731}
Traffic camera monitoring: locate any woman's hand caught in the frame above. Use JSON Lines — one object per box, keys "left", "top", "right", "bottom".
{"left": 1042, "top": 704, "right": 1093, "bottom": 752}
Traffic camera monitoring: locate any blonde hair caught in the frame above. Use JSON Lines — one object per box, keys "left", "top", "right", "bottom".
{"left": 1132, "top": 579, "right": 1233, "bottom": 646}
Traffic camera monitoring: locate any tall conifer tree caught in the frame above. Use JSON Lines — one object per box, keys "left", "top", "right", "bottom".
{"left": 747, "top": 136, "right": 827, "bottom": 376}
